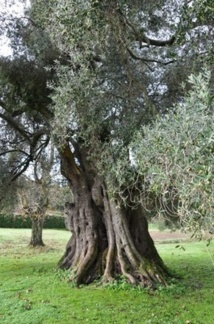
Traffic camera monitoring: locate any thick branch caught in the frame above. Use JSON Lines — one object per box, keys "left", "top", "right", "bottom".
{"left": 59, "top": 142, "right": 81, "bottom": 182}
{"left": 30, "top": 128, "right": 49, "bottom": 148}
{"left": 0, "top": 112, "right": 30, "bottom": 142}
{"left": 118, "top": 9, "right": 176, "bottom": 47}
{"left": 142, "top": 35, "right": 176, "bottom": 47}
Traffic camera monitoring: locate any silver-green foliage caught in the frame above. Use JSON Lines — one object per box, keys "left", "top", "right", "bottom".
{"left": 132, "top": 70, "right": 213, "bottom": 235}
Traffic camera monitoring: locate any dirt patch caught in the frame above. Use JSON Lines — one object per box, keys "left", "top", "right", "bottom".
{"left": 150, "top": 230, "right": 189, "bottom": 242}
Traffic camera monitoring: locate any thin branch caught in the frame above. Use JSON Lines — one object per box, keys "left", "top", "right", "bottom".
{"left": 127, "top": 47, "right": 176, "bottom": 66}
{"left": 0, "top": 149, "right": 30, "bottom": 157}
{"left": 34, "top": 159, "right": 42, "bottom": 184}
{"left": 33, "top": 137, "right": 50, "bottom": 162}
{"left": 11, "top": 155, "right": 33, "bottom": 181}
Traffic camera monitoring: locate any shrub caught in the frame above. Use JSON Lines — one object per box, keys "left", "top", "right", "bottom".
{"left": 0, "top": 214, "right": 66, "bottom": 229}
{"left": 156, "top": 217, "right": 167, "bottom": 232}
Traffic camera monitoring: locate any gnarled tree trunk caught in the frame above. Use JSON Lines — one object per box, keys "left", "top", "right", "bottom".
{"left": 59, "top": 144, "right": 170, "bottom": 287}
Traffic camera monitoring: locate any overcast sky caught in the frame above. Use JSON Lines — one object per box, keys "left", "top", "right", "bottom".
{"left": 0, "top": 0, "right": 30, "bottom": 56}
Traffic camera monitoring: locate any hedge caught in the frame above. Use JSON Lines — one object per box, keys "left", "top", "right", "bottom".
{"left": 0, "top": 214, "right": 66, "bottom": 229}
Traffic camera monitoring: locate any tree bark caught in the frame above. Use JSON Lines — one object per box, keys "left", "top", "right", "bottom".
{"left": 29, "top": 216, "right": 45, "bottom": 247}
{"left": 60, "top": 176, "right": 170, "bottom": 287}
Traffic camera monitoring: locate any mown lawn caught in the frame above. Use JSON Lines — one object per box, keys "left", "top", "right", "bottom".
{"left": 0, "top": 228, "right": 213, "bottom": 324}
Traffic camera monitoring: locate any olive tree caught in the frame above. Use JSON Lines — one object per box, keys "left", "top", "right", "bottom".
{"left": 18, "top": 144, "right": 55, "bottom": 246}
{"left": 0, "top": 0, "right": 213, "bottom": 287}
{"left": 30, "top": 0, "right": 213, "bottom": 286}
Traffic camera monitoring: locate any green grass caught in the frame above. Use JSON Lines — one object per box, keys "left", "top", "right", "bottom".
{"left": 0, "top": 229, "right": 213, "bottom": 324}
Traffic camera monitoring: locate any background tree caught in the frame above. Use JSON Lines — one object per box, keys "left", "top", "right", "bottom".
{"left": 18, "top": 143, "right": 55, "bottom": 247}
{"left": 0, "top": 0, "right": 213, "bottom": 287}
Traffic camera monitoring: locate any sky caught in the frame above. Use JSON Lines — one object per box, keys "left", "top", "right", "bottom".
{"left": 0, "top": 0, "right": 30, "bottom": 56}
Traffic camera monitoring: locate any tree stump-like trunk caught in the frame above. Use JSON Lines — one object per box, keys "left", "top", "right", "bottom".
{"left": 60, "top": 178, "right": 169, "bottom": 287}
{"left": 29, "top": 216, "right": 45, "bottom": 247}
{"left": 59, "top": 143, "right": 170, "bottom": 287}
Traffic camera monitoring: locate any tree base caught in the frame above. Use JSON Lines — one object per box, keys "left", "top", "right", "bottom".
{"left": 29, "top": 241, "right": 45, "bottom": 247}
{"left": 59, "top": 196, "right": 171, "bottom": 288}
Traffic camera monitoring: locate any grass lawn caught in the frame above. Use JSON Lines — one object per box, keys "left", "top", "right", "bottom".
{"left": 0, "top": 228, "right": 213, "bottom": 324}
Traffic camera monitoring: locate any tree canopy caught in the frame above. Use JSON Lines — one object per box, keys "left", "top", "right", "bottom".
{"left": 110, "top": 70, "right": 213, "bottom": 237}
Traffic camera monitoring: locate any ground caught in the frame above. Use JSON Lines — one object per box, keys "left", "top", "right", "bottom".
{"left": 0, "top": 228, "right": 213, "bottom": 324}
{"left": 150, "top": 230, "right": 188, "bottom": 242}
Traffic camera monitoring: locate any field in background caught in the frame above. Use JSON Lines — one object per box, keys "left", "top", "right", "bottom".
{"left": 0, "top": 228, "right": 213, "bottom": 324}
